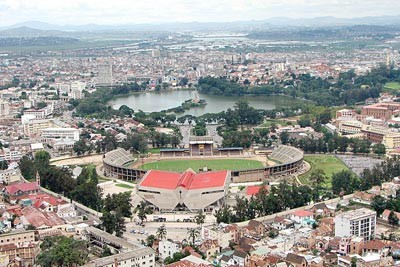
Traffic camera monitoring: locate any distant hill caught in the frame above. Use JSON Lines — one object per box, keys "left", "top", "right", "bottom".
{"left": 0, "top": 26, "right": 68, "bottom": 37}
{"left": 2, "top": 15, "right": 400, "bottom": 33}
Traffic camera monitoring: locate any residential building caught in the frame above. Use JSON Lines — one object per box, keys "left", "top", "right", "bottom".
{"left": 334, "top": 208, "right": 376, "bottom": 240}
{"left": 81, "top": 247, "right": 155, "bottom": 267}
{"left": 159, "top": 239, "right": 180, "bottom": 260}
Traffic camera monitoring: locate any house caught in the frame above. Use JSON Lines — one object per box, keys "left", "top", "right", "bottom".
{"left": 285, "top": 253, "right": 308, "bottom": 267}
{"left": 352, "top": 191, "right": 375, "bottom": 206}
{"left": 56, "top": 203, "right": 77, "bottom": 218}
{"left": 20, "top": 206, "right": 64, "bottom": 230}
{"left": 381, "top": 209, "right": 400, "bottom": 222}
{"left": 199, "top": 239, "right": 220, "bottom": 260}
{"left": 247, "top": 220, "right": 267, "bottom": 236}
{"left": 232, "top": 249, "right": 248, "bottom": 267}
{"left": 290, "top": 210, "right": 315, "bottom": 227}
{"left": 309, "top": 203, "right": 332, "bottom": 217}
{"left": 362, "top": 240, "right": 390, "bottom": 257}
{"left": 159, "top": 239, "right": 180, "bottom": 260}
{"left": 323, "top": 253, "right": 338, "bottom": 266}
{"left": 272, "top": 216, "right": 294, "bottom": 230}
{"left": 4, "top": 182, "right": 39, "bottom": 203}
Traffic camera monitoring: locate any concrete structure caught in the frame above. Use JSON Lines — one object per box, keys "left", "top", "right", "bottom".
{"left": 334, "top": 208, "right": 376, "bottom": 241}
{"left": 103, "top": 145, "right": 304, "bottom": 183}
{"left": 361, "top": 102, "right": 400, "bottom": 120}
{"left": 361, "top": 125, "right": 400, "bottom": 149}
{"left": 82, "top": 247, "right": 155, "bottom": 267}
{"left": 0, "top": 230, "right": 35, "bottom": 246}
{"left": 137, "top": 169, "right": 230, "bottom": 212}
{"left": 97, "top": 63, "right": 113, "bottom": 86}
{"left": 103, "top": 148, "right": 145, "bottom": 181}
{"left": 159, "top": 239, "right": 180, "bottom": 260}
{"left": 41, "top": 128, "right": 80, "bottom": 142}
{"left": 22, "top": 119, "right": 54, "bottom": 137}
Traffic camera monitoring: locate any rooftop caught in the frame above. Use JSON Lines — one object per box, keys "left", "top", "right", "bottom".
{"left": 139, "top": 169, "right": 228, "bottom": 190}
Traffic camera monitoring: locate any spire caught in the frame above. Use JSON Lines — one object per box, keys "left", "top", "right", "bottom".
{"left": 36, "top": 171, "right": 40, "bottom": 187}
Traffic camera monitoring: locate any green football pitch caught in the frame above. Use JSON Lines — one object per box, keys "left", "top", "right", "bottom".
{"left": 139, "top": 159, "right": 264, "bottom": 172}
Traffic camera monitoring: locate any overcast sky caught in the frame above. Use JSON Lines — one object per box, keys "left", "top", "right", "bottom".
{"left": 0, "top": 0, "right": 399, "bottom": 26}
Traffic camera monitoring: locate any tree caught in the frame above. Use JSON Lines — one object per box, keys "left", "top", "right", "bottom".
{"left": 73, "top": 139, "right": 89, "bottom": 156}
{"left": 331, "top": 170, "right": 360, "bottom": 195}
{"left": 0, "top": 160, "right": 8, "bottom": 170}
{"left": 36, "top": 236, "right": 88, "bottom": 267}
{"left": 134, "top": 201, "right": 152, "bottom": 223}
{"left": 309, "top": 169, "right": 326, "bottom": 188}
{"left": 100, "top": 211, "right": 116, "bottom": 234}
{"left": 115, "top": 211, "right": 126, "bottom": 237}
{"left": 388, "top": 210, "right": 399, "bottom": 227}
{"left": 19, "top": 155, "right": 36, "bottom": 180}
{"left": 34, "top": 150, "right": 51, "bottom": 175}
{"left": 101, "top": 247, "right": 113, "bottom": 257}
{"left": 187, "top": 227, "right": 200, "bottom": 244}
{"left": 371, "top": 195, "right": 387, "bottom": 217}
{"left": 194, "top": 210, "right": 205, "bottom": 227}
{"left": 146, "top": 234, "right": 156, "bottom": 247}
{"left": 156, "top": 225, "right": 167, "bottom": 240}
{"left": 372, "top": 143, "right": 386, "bottom": 155}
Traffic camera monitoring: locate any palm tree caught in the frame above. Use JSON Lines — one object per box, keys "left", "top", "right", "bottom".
{"left": 156, "top": 225, "right": 167, "bottom": 240}
{"left": 194, "top": 210, "right": 205, "bottom": 228}
{"left": 187, "top": 227, "right": 200, "bottom": 245}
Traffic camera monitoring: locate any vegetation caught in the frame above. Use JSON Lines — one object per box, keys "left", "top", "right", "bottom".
{"left": 299, "top": 155, "right": 349, "bottom": 187}
{"left": 140, "top": 158, "right": 264, "bottom": 172}
{"left": 36, "top": 236, "right": 88, "bottom": 267}
{"left": 198, "top": 65, "right": 400, "bottom": 106}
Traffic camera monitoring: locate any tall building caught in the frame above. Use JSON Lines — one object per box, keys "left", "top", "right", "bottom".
{"left": 97, "top": 63, "right": 113, "bottom": 86}
{"left": 334, "top": 208, "right": 376, "bottom": 241}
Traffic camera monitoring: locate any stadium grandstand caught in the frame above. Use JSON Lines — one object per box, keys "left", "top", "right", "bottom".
{"left": 102, "top": 145, "right": 304, "bottom": 183}
{"left": 102, "top": 148, "right": 146, "bottom": 181}
{"left": 136, "top": 169, "right": 230, "bottom": 212}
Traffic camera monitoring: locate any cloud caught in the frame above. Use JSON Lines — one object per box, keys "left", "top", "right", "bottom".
{"left": 0, "top": 0, "right": 399, "bottom": 26}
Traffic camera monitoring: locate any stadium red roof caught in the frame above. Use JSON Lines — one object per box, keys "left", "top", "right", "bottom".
{"left": 140, "top": 170, "right": 228, "bottom": 190}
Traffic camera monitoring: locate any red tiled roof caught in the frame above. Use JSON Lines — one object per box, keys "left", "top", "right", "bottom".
{"left": 139, "top": 170, "right": 228, "bottom": 190}
{"left": 5, "top": 182, "right": 39, "bottom": 195}
{"left": 293, "top": 210, "right": 314, "bottom": 217}
{"left": 21, "top": 206, "right": 64, "bottom": 228}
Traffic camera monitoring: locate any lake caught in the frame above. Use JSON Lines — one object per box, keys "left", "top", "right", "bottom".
{"left": 109, "top": 90, "right": 302, "bottom": 116}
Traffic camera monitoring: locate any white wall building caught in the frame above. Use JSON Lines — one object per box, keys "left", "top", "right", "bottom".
{"left": 158, "top": 239, "right": 180, "bottom": 260}
{"left": 41, "top": 128, "right": 80, "bottom": 142}
{"left": 334, "top": 208, "right": 376, "bottom": 241}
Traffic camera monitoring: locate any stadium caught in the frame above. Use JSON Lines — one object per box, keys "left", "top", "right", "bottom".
{"left": 102, "top": 144, "right": 304, "bottom": 183}
{"left": 102, "top": 144, "right": 304, "bottom": 211}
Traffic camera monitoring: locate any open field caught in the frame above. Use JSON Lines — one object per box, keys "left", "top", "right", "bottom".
{"left": 384, "top": 82, "right": 400, "bottom": 91}
{"left": 260, "top": 119, "right": 293, "bottom": 128}
{"left": 299, "top": 155, "right": 349, "bottom": 188}
{"left": 139, "top": 159, "right": 264, "bottom": 172}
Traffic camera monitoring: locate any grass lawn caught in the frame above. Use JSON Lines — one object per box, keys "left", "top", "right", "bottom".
{"left": 384, "top": 82, "right": 400, "bottom": 91}
{"left": 139, "top": 159, "right": 264, "bottom": 172}
{"left": 115, "top": 183, "right": 134, "bottom": 189}
{"left": 260, "top": 119, "right": 292, "bottom": 128}
{"left": 299, "top": 155, "right": 349, "bottom": 188}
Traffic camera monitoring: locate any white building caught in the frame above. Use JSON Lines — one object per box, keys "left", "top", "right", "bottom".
{"left": 0, "top": 100, "right": 10, "bottom": 116}
{"left": 334, "top": 208, "right": 376, "bottom": 241}
{"left": 81, "top": 248, "right": 155, "bottom": 267}
{"left": 158, "top": 239, "right": 180, "bottom": 260}
{"left": 41, "top": 128, "right": 80, "bottom": 142}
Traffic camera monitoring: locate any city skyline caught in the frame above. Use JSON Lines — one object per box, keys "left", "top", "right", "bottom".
{"left": 1, "top": 0, "right": 400, "bottom": 27}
